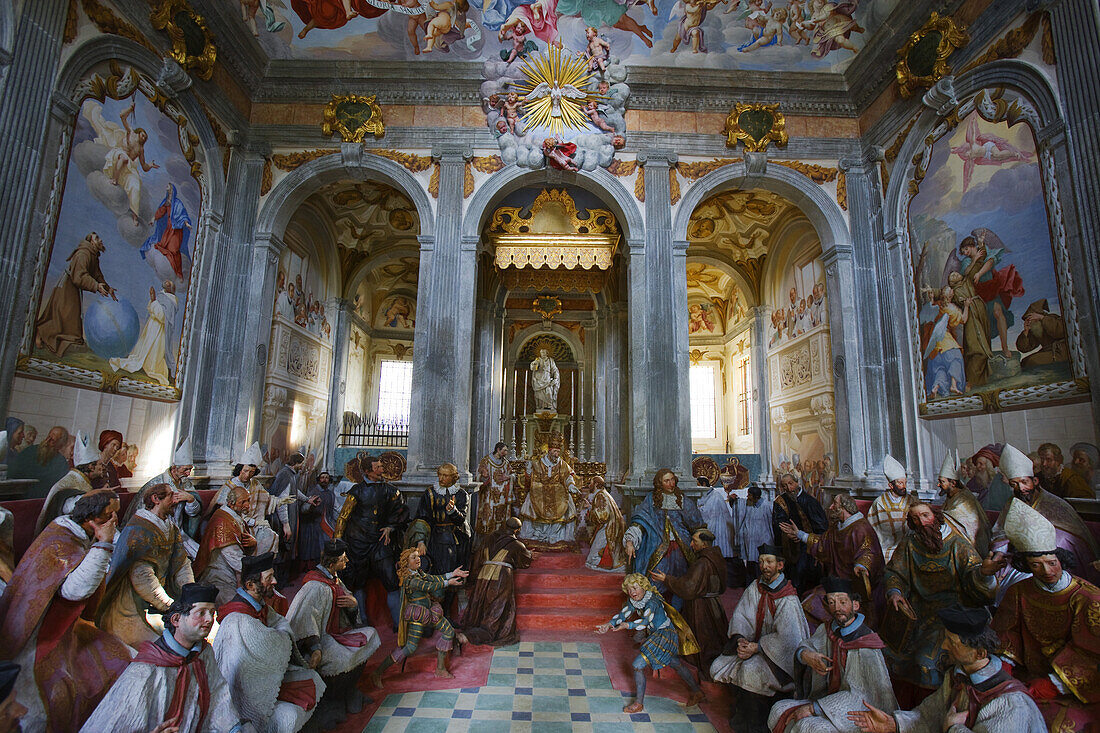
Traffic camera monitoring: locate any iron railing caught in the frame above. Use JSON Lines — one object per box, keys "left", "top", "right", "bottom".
{"left": 338, "top": 412, "right": 409, "bottom": 448}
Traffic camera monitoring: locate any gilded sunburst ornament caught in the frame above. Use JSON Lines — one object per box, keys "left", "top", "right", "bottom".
{"left": 513, "top": 45, "right": 599, "bottom": 137}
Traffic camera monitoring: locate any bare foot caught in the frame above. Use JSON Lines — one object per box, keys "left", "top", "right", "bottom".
{"left": 457, "top": 632, "right": 469, "bottom": 645}
{"left": 684, "top": 691, "right": 705, "bottom": 708}
{"left": 368, "top": 671, "right": 383, "bottom": 690}
{"left": 623, "top": 702, "right": 644, "bottom": 713}
{"left": 435, "top": 668, "right": 455, "bottom": 679}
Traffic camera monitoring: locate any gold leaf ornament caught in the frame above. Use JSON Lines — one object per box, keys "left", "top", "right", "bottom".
{"left": 322, "top": 94, "right": 385, "bottom": 143}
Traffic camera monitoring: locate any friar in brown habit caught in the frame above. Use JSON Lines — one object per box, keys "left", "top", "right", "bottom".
{"left": 461, "top": 517, "right": 532, "bottom": 646}
{"left": 650, "top": 527, "right": 728, "bottom": 677}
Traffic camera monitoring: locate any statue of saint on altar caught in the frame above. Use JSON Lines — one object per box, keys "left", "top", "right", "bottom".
{"left": 529, "top": 348, "right": 560, "bottom": 413}
{"left": 518, "top": 432, "right": 581, "bottom": 550}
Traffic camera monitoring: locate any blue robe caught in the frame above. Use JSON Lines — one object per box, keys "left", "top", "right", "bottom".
{"left": 627, "top": 493, "right": 704, "bottom": 608}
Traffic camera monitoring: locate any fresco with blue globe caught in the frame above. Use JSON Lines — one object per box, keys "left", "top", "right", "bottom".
{"left": 31, "top": 87, "right": 202, "bottom": 394}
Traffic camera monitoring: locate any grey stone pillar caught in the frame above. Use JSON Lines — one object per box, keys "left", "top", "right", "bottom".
{"left": 750, "top": 306, "right": 773, "bottom": 480}
{"left": 406, "top": 145, "right": 477, "bottom": 479}
{"left": 838, "top": 151, "right": 892, "bottom": 482}
{"left": 324, "top": 298, "right": 353, "bottom": 459}
{"left": 820, "top": 242, "right": 872, "bottom": 487}
{"left": 1047, "top": 0, "right": 1100, "bottom": 431}
{"left": 188, "top": 143, "right": 270, "bottom": 476}
{"left": 628, "top": 151, "right": 689, "bottom": 482}
{"left": 470, "top": 298, "right": 503, "bottom": 468}
{"left": 0, "top": 3, "right": 68, "bottom": 419}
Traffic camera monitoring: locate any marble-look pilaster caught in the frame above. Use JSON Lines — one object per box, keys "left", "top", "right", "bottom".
{"left": 750, "top": 306, "right": 773, "bottom": 480}
{"left": 0, "top": 3, "right": 68, "bottom": 420}
{"left": 324, "top": 298, "right": 353, "bottom": 456}
{"left": 187, "top": 144, "right": 269, "bottom": 476}
{"left": 820, "top": 241, "right": 871, "bottom": 488}
{"left": 838, "top": 151, "right": 892, "bottom": 483}
{"left": 406, "top": 145, "right": 476, "bottom": 479}
{"left": 628, "top": 151, "right": 689, "bottom": 481}
{"left": 470, "top": 298, "right": 503, "bottom": 468}
{"left": 1047, "top": 0, "right": 1100, "bottom": 428}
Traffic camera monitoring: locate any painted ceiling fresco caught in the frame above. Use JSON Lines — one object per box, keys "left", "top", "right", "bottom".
{"left": 243, "top": 0, "right": 900, "bottom": 72}
{"left": 308, "top": 180, "right": 420, "bottom": 253}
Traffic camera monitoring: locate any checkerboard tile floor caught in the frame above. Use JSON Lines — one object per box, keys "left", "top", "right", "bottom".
{"left": 362, "top": 641, "right": 715, "bottom": 732}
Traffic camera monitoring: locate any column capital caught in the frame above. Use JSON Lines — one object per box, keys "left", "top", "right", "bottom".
{"left": 672, "top": 239, "right": 689, "bottom": 254}
{"left": 254, "top": 232, "right": 285, "bottom": 261}
{"left": 417, "top": 234, "right": 436, "bottom": 251}
{"left": 50, "top": 90, "right": 79, "bottom": 122}
{"left": 432, "top": 144, "right": 474, "bottom": 164}
{"left": 155, "top": 59, "right": 192, "bottom": 99}
{"left": 325, "top": 297, "right": 353, "bottom": 313}
{"left": 751, "top": 304, "right": 771, "bottom": 318}
{"left": 461, "top": 234, "right": 480, "bottom": 251}
{"left": 839, "top": 145, "right": 885, "bottom": 173}
{"left": 637, "top": 150, "right": 677, "bottom": 167}
{"left": 820, "top": 242, "right": 854, "bottom": 268}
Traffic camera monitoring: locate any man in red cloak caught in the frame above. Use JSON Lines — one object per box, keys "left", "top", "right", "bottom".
{"left": 0, "top": 490, "right": 131, "bottom": 733}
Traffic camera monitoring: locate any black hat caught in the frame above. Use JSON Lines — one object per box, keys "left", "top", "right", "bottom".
{"left": 241, "top": 551, "right": 275, "bottom": 576}
{"left": 0, "top": 662, "right": 19, "bottom": 702}
{"left": 937, "top": 604, "right": 990, "bottom": 637}
{"left": 178, "top": 583, "right": 219, "bottom": 606}
{"left": 822, "top": 576, "right": 852, "bottom": 595}
{"left": 757, "top": 543, "right": 783, "bottom": 558}
{"left": 323, "top": 538, "right": 348, "bottom": 558}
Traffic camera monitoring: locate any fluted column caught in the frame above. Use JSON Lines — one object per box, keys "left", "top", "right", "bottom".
{"left": 0, "top": 3, "right": 69, "bottom": 419}
{"left": 627, "top": 150, "right": 689, "bottom": 482}
{"left": 1047, "top": 0, "right": 1100, "bottom": 429}
{"left": 189, "top": 143, "right": 269, "bottom": 476}
{"left": 750, "top": 306, "right": 772, "bottom": 480}
{"left": 406, "top": 145, "right": 477, "bottom": 478}
{"left": 470, "top": 298, "right": 503, "bottom": 468}
{"left": 324, "top": 298, "right": 353, "bottom": 458}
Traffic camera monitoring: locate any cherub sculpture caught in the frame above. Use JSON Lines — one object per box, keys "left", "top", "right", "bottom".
{"left": 542, "top": 137, "right": 580, "bottom": 171}
{"left": 584, "top": 100, "right": 616, "bottom": 132}
{"left": 578, "top": 26, "right": 611, "bottom": 72}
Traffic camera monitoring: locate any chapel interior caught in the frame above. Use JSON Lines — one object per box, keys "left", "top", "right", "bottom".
{"left": 1, "top": 0, "right": 1099, "bottom": 730}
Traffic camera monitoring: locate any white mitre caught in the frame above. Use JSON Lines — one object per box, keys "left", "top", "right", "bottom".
{"left": 938, "top": 450, "right": 959, "bottom": 481}
{"left": 1003, "top": 496, "right": 1057, "bottom": 554}
{"left": 74, "top": 430, "right": 99, "bottom": 466}
{"left": 173, "top": 437, "right": 194, "bottom": 467}
{"left": 999, "top": 443, "right": 1033, "bottom": 481}
{"left": 239, "top": 442, "right": 264, "bottom": 467}
{"left": 883, "top": 454, "right": 906, "bottom": 482}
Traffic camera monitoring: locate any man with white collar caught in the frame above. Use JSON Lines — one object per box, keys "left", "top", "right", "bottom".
{"left": 34, "top": 429, "right": 105, "bottom": 534}
{"left": 770, "top": 576, "right": 896, "bottom": 733}
{"left": 867, "top": 455, "right": 913, "bottom": 564}
{"left": 98, "top": 482, "right": 195, "bottom": 648}
{"left": 409, "top": 462, "right": 471, "bottom": 579}
{"left": 0, "top": 490, "right": 132, "bottom": 733}
{"left": 849, "top": 604, "right": 1045, "bottom": 733}
{"left": 771, "top": 472, "right": 828, "bottom": 593}
{"left": 141, "top": 438, "right": 204, "bottom": 551}
{"left": 82, "top": 583, "right": 247, "bottom": 733}
{"left": 782, "top": 492, "right": 885, "bottom": 627}
{"left": 211, "top": 442, "right": 283, "bottom": 556}
{"left": 194, "top": 484, "right": 257, "bottom": 605}
{"left": 711, "top": 543, "right": 810, "bottom": 732}
{"left": 214, "top": 552, "right": 325, "bottom": 733}
{"left": 991, "top": 499, "right": 1100, "bottom": 731}
{"left": 287, "top": 540, "right": 380, "bottom": 728}
{"left": 937, "top": 450, "right": 990, "bottom": 556}
{"left": 882, "top": 502, "right": 1002, "bottom": 693}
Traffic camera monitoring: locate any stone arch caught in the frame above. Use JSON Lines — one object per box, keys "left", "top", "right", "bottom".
{"left": 255, "top": 151, "right": 434, "bottom": 247}
{"left": 462, "top": 165, "right": 644, "bottom": 243}
{"left": 342, "top": 245, "right": 422, "bottom": 302}
{"left": 673, "top": 160, "right": 849, "bottom": 254}
{"left": 54, "top": 37, "right": 227, "bottom": 209}
{"left": 686, "top": 253, "right": 758, "bottom": 309}
{"left": 511, "top": 326, "right": 583, "bottom": 367}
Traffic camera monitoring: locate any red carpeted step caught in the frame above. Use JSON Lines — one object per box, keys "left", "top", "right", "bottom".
{"left": 515, "top": 587, "right": 623, "bottom": 612}
{"left": 528, "top": 552, "right": 586, "bottom": 569}
{"left": 516, "top": 607, "right": 612, "bottom": 631}
{"left": 514, "top": 568, "right": 624, "bottom": 592}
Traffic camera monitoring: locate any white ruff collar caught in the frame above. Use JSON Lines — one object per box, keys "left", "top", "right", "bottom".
{"left": 433, "top": 483, "right": 460, "bottom": 496}
{"left": 629, "top": 590, "right": 653, "bottom": 610}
